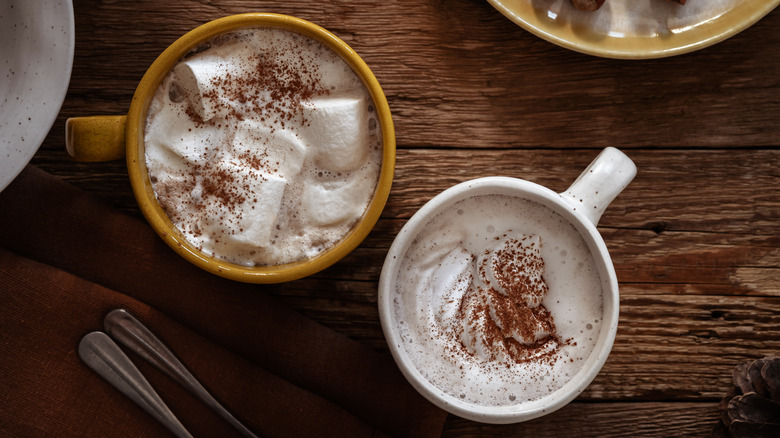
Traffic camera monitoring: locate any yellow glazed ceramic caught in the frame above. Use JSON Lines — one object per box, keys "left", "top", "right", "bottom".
{"left": 488, "top": 0, "right": 780, "bottom": 59}
{"left": 66, "top": 13, "right": 396, "bottom": 283}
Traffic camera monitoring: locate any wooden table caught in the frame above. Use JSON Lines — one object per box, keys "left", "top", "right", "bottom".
{"left": 32, "top": 0, "right": 780, "bottom": 436}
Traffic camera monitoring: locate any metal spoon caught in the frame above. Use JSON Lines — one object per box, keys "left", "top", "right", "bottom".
{"left": 103, "top": 309, "right": 259, "bottom": 438}
{"left": 78, "top": 331, "right": 194, "bottom": 438}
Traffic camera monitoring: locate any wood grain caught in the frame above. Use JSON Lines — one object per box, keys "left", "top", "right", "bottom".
{"left": 443, "top": 402, "right": 721, "bottom": 437}
{"left": 49, "top": 0, "right": 780, "bottom": 151}
{"left": 27, "top": 0, "right": 780, "bottom": 435}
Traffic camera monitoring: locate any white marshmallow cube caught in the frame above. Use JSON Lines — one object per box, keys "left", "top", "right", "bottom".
{"left": 233, "top": 175, "right": 287, "bottom": 248}
{"left": 146, "top": 94, "right": 225, "bottom": 165}
{"left": 231, "top": 121, "right": 308, "bottom": 179}
{"left": 173, "top": 56, "right": 236, "bottom": 122}
{"left": 207, "top": 152, "right": 288, "bottom": 248}
{"left": 302, "top": 177, "right": 370, "bottom": 227}
{"left": 301, "top": 93, "right": 368, "bottom": 172}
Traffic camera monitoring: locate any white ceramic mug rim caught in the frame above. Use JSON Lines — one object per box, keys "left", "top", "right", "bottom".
{"left": 378, "top": 176, "right": 620, "bottom": 423}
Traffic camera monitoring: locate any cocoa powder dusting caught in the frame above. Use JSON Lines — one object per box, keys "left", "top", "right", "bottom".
{"left": 491, "top": 236, "right": 547, "bottom": 307}
{"left": 456, "top": 235, "right": 570, "bottom": 365}
{"left": 161, "top": 30, "right": 332, "bottom": 243}
{"left": 186, "top": 37, "right": 328, "bottom": 130}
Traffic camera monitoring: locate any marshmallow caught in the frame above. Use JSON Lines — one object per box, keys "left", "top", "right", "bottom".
{"left": 146, "top": 95, "right": 224, "bottom": 164}
{"left": 173, "top": 56, "right": 237, "bottom": 122}
{"left": 230, "top": 174, "right": 287, "bottom": 248}
{"left": 267, "top": 128, "right": 307, "bottom": 178}
{"left": 301, "top": 93, "right": 368, "bottom": 172}
{"left": 203, "top": 150, "right": 288, "bottom": 249}
{"left": 231, "top": 121, "right": 307, "bottom": 179}
{"left": 301, "top": 176, "right": 370, "bottom": 227}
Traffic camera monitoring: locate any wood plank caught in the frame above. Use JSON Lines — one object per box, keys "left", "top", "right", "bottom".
{"left": 442, "top": 401, "right": 722, "bottom": 437}
{"left": 49, "top": 0, "right": 780, "bottom": 154}
{"left": 297, "top": 229, "right": 779, "bottom": 298}
{"left": 384, "top": 149, "right": 780, "bottom": 233}
{"left": 609, "top": 231, "right": 780, "bottom": 296}
{"left": 35, "top": 148, "right": 780, "bottom": 229}
{"left": 267, "top": 278, "right": 780, "bottom": 400}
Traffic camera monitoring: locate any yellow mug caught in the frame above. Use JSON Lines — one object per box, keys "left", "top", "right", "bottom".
{"left": 66, "top": 13, "right": 395, "bottom": 283}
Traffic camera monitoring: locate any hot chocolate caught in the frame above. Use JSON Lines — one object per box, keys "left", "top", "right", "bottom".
{"left": 393, "top": 194, "right": 604, "bottom": 407}
{"left": 144, "top": 27, "right": 382, "bottom": 266}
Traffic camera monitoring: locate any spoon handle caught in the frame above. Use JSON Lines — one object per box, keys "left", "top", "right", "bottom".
{"left": 78, "top": 331, "right": 194, "bottom": 438}
{"left": 104, "top": 309, "right": 258, "bottom": 438}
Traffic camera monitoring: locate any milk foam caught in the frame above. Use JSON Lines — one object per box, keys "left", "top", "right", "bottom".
{"left": 394, "top": 194, "right": 604, "bottom": 407}
{"left": 144, "top": 28, "right": 382, "bottom": 266}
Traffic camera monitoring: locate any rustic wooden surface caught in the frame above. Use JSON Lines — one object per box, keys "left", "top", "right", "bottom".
{"left": 28, "top": 0, "right": 780, "bottom": 436}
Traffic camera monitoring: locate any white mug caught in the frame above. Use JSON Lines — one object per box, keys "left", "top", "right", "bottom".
{"left": 378, "top": 147, "right": 636, "bottom": 423}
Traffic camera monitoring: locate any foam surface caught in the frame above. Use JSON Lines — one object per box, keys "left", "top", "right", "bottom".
{"left": 393, "top": 194, "right": 604, "bottom": 407}
{"left": 144, "top": 28, "right": 382, "bottom": 266}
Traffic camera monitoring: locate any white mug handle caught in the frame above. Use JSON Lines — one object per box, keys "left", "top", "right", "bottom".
{"left": 560, "top": 147, "right": 637, "bottom": 226}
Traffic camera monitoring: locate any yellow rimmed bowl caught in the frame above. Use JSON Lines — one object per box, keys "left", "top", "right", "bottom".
{"left": 66, "top": 13, "right": 395, "bottom": 283}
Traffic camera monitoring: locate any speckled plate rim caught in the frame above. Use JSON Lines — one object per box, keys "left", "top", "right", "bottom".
{"left": 487, "top": 0, "right": 780, "bottom": 59}
{"left": 0, "top": 0, "right": 75, "bottom": 192}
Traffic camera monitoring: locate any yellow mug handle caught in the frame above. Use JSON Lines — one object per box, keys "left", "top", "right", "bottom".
{"left": 65, "top": 115, "right": 127, "bottom": 162}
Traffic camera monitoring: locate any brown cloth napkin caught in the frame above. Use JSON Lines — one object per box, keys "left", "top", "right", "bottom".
{"left": 0, "top": 165, "right": 447, "bottom": 437}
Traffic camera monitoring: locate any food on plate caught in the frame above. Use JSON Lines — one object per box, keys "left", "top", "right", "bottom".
{"left": 570, "top": 0, "right": 605, "bottom": 11}
{"left": 571, "top": 0, "right": 685, "bottom": 11}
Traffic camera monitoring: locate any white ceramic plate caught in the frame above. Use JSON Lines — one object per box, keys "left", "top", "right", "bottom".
{"left": 487, "top": 0, "right": 780, "bottom": 59}
{"left": 0, "top": 0, "right": 74, "bottom": 192}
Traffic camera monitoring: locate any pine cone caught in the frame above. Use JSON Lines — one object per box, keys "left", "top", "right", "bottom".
{"left": 714, "top": 356, "right": 780, "bottom": 437}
